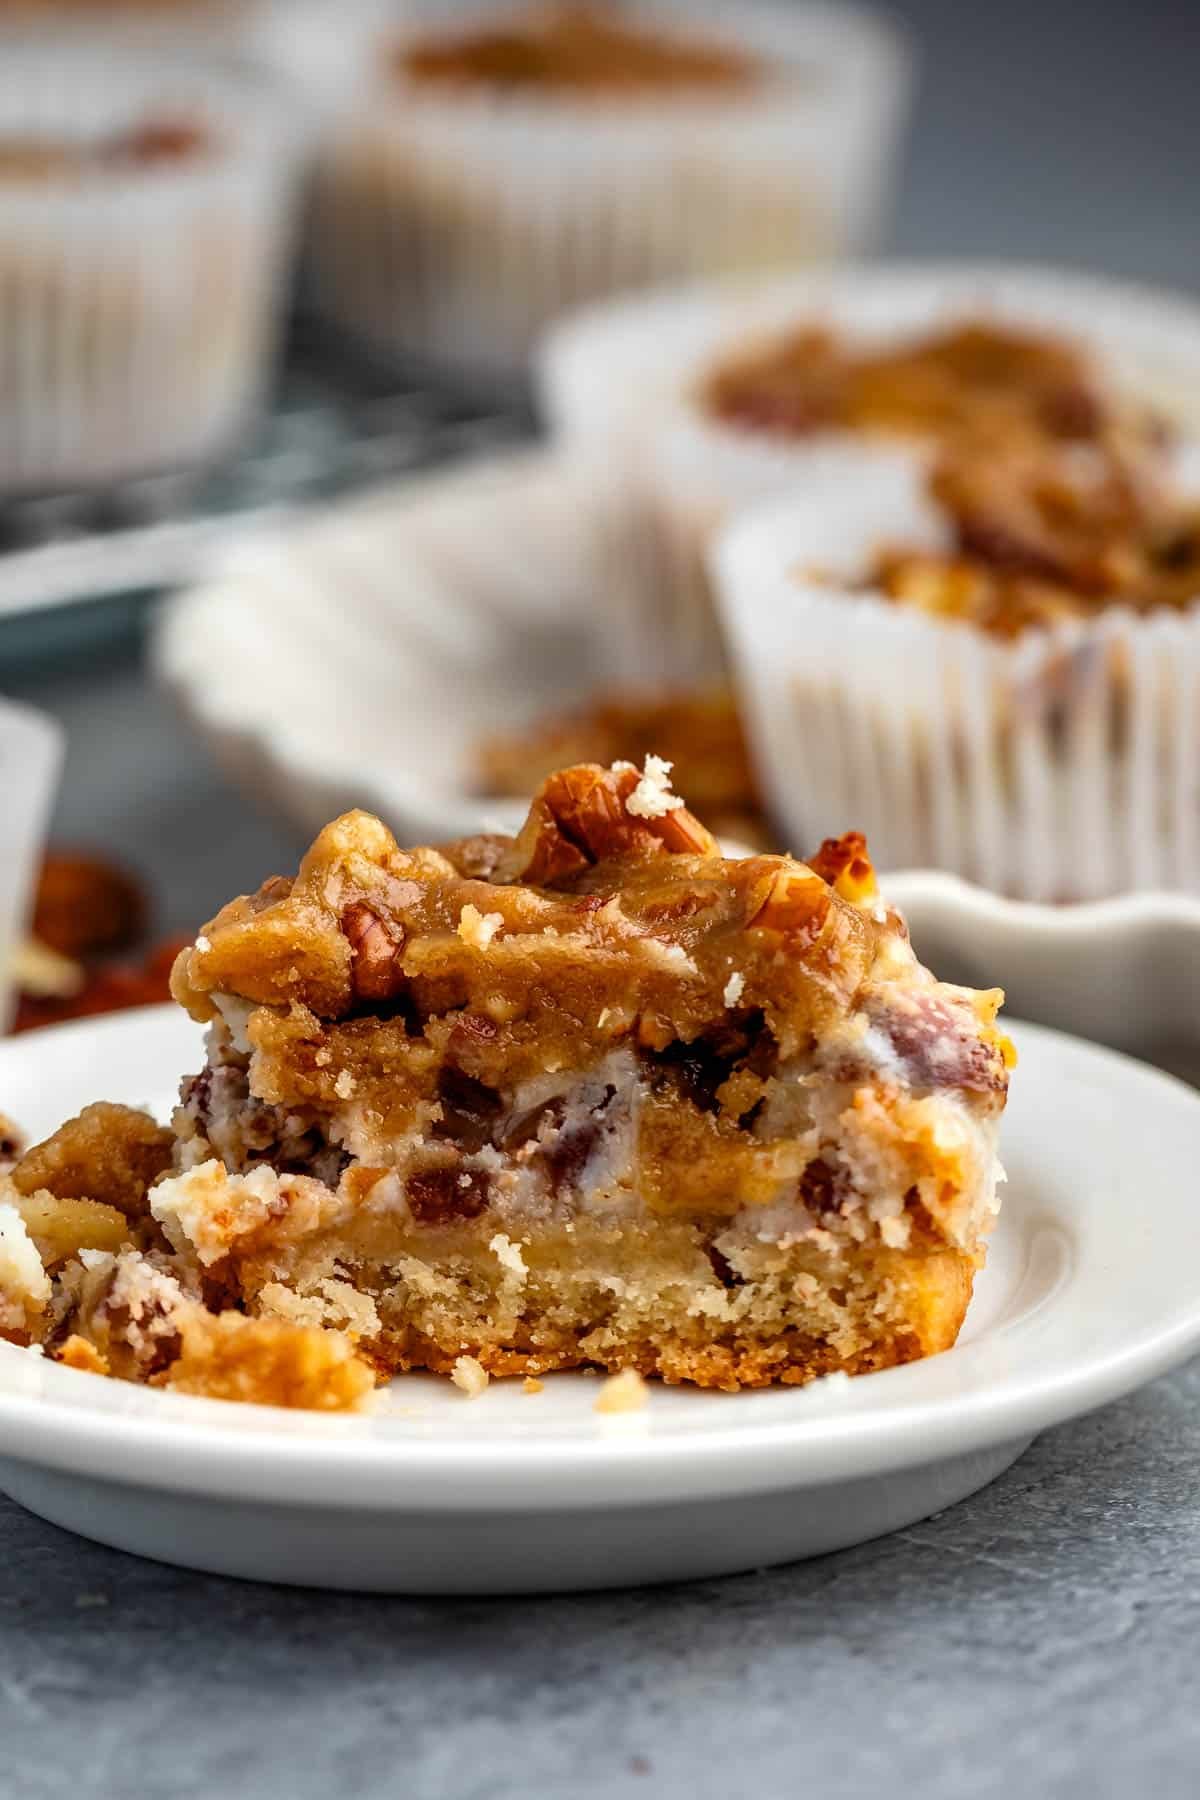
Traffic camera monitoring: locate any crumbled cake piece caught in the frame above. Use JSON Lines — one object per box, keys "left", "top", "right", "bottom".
{"left": 0, "top": 1202, "right": 51, "bottom": 1340}
{"left": 4, "top": 762, "right": 1011, "bottom": 1405}
{"left": 162, "top": 1311, "right": 374, "bottom": 1412}
{"left": 703, "top": 318, "right": 1168, "bottom": 453}
{"left": 11, "top": 1103, "right": 174, "bottom": 1221}
{"left": 476, "top": 686, "right": 769, "bottom": 849}
{"left": 396, "top": 4, "right": 757, "bottom": 95}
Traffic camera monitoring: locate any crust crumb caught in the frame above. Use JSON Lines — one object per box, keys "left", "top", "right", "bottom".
{"left": 451, "top": 1353, "right": 489, "bottom": 1398}
{"left": 162, "top": 1311, "right": 374, "bottom": 1412}
{"left": 458, "top": 904, "right": 504, "bottom": 950}
{"left": 522, "top": 1375, "right": 544, "bottom": 1395}
{"left": 58, "top": 1334, "right": 111, "bottom": 1376}
{"left": 594, "top": 1368, "right": 649, "bottom": 1414}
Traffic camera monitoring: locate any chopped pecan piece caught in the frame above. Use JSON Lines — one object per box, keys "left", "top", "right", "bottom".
{"left": 407, "top": 1166, "right": 490, "bottom": 1224}
{"left": 342, "top": 903, "right": 406, "bottom": 1002}
{"left": 747, "top": 869, "right": 832, "bottom": 942}
{"left": 9, "top": 1189, "right": 129, "bottom": 1265}
{"left": 806, "top": 832, "right": 877, "bottom": 904}
{"left": 501, "top": 762, "right": 717, "bottom": 886}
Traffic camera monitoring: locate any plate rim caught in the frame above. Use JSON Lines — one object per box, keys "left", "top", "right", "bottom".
{"left": 1, "top": 1008, "right": 1199, "bottom": 1511}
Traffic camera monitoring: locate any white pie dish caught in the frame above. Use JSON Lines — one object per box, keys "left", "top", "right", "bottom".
{"left": 1, "top": 1005, "right": 1199, "bottom": 1592}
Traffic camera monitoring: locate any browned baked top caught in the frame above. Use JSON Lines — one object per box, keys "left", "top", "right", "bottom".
{"left": 395, "top": 4, "right": 757, "bottom": 95}
{"left": 0, "top": 116, "right": 210, "bottom": 183}
{"left": 702, "top": 319, "right": 1165, "bottom": 451}
{"left": 859, "top": 442, "right": 1200, "bottom": 638}
{"left": 170, "top": 761, "right": 910, "bottom": 1088}
{"left": 477, "top": 687, "right": 768, "bottom": 847}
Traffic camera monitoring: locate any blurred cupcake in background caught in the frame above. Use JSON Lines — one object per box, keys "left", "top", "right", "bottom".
{"left": 539, "top": 265, "right": 1200, "bottom": 681}
{"left": 713, "top": 434, "right": 1200, "bottom": 901}
{"left": 0, "top": 42, "right": 302, "bottom": 494}
{"left": 261, "top": 0, "right": 911, "bottom": 380}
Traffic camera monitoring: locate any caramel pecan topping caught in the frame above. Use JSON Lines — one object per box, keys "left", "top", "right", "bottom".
{"left": 171, "top": 770, "right": 886, "bottom": 1067}
{"left": 857, "top": 437, "right": 1200, "bottom": 640}
{"left": 397, "top": 5, "right": 755, "bottom": 95}
{"left": 704, "top": 318, "right": 1165, "bottom": 455}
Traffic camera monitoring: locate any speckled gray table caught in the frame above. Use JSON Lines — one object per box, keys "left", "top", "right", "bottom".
{"left": 5, "top": 1365, "right": 1199, "bottom": 1800}
{"left": 5, "top": 2, "right": 1200, "bottom": 1793}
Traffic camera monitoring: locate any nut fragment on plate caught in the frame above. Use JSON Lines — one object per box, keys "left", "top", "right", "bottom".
{"left": 0, "top": 758, "right": 1011, "bottom": 1409}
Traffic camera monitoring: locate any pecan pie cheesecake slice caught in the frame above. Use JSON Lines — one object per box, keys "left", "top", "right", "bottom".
{"left": 153, "top": 759, "right": 1010, "bottom": 1391}
{"left": 0, "top": 760, "right": 1011, "bottom": 1402}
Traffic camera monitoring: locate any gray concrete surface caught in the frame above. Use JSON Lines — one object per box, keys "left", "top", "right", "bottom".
{"left": 5, "top": 3, "right": 1200, "bottom": 1794}
{"left": 5, "top": 1365, "right": 1200, "bottom": 1800}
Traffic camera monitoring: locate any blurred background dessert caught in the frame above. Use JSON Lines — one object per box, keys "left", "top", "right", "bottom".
{"left": 714, "top": 434, "right": 1200, "bottom": 900}
{"left": 539, "top": 268, "right": 1200, "bottom": 681}
{"left": 0, "top": 43, "right": 302, "bottom": 494}
{"left": 275, "top": 0, "right": 909, "bottom": 377}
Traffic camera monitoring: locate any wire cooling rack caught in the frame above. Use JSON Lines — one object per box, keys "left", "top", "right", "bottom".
{"left": 0, "top": 315, "right": 535, "bottom": 635}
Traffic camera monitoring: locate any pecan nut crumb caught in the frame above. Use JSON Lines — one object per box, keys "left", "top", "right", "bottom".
{"left": 747, "top": 869, "right": 831, "bottom": 940}
{"left": 505, "top": 762, "right": 717, "bottom": 887}
{"left": 342, "top": 903, "right": 406, "bottom": 1001}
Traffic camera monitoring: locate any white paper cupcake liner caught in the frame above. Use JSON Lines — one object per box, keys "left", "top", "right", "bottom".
{"left": 274, "top": 0, "right": 910, "bottom": 379}
{"left": 0, "top": 43, "right": 304, "bottom": 495}
{"left": 539, "top": 262, "right": 1200, "bottom": 682}
{"left": 0, "top": 698, "right": 63, "bottom": 1031}
{"left": 711, "top": 447, "right": 1200, "bottom": 902}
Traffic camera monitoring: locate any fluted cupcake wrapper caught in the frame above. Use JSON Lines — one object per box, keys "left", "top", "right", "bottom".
{"left": 712, "top": 447, "right": 1200, "bottom": 903}
{"left": 287, "top": 0, "right": 910, "bottom": 379}
{"left": 0, "top": 44, "right": 303, "bottom": 495}
{"left": 539, "top": 262, "right": 1200, "bottom": 683}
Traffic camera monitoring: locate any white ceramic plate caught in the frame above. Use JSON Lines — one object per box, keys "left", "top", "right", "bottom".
{"left": 156, "top": 447, "right": 1200, "bottom": 1063}
{"left": 2, "top": 1006, "right": 1199, "bottom": 1593}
